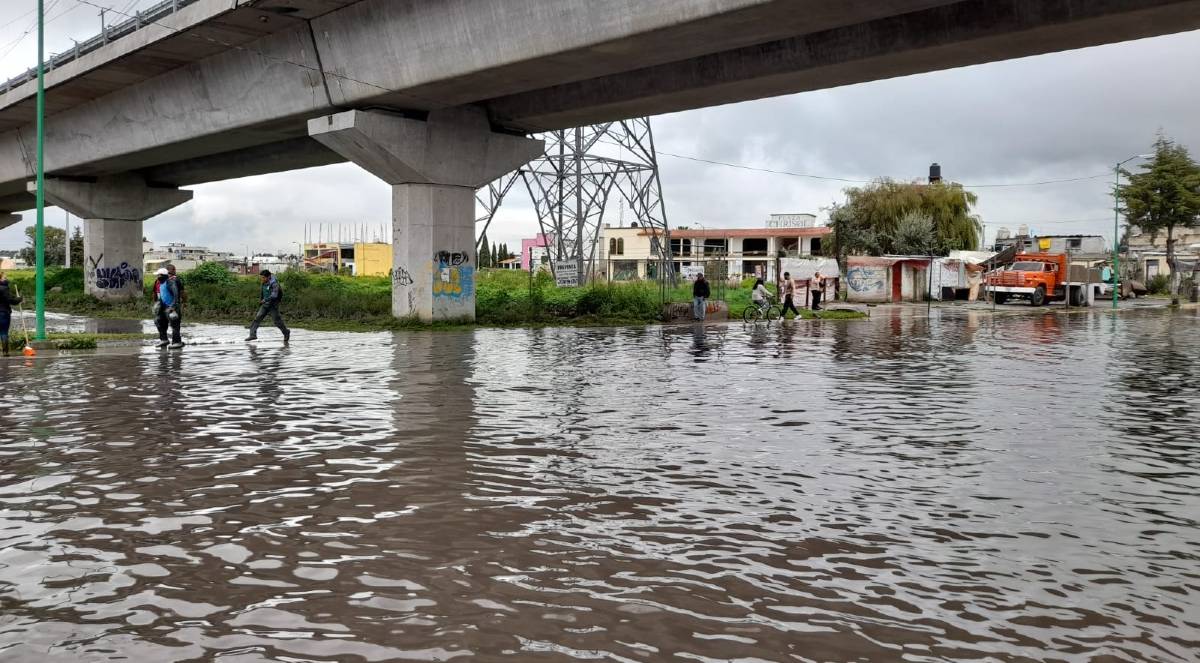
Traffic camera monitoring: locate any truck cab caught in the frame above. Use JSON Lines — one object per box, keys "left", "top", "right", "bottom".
{"left": 985, "top": 253, "right": 1067, "bottom": 306}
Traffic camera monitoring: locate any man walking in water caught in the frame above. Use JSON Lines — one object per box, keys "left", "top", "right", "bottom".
{"left": 780, "top": 271, "right": 800, "bottom": 318}
{"left": 692, "top": 272, "right": 710, "bottom": 321}
{"left": 247, "top": 270, "right": 290, "bottom": 343}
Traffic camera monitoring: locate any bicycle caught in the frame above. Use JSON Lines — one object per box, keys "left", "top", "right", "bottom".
{"left": 742, "top": 299, "right": 780, "bottom": 324}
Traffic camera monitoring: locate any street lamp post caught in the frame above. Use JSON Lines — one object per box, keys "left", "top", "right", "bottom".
{"left": 34, "top": 0, "right": 46, "bottom": 339}
{"left": 1112, "top": 154, "right": 1152, "bottom": 310}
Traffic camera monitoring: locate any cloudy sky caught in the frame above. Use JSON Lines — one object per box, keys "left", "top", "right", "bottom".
{"left": 2, "top": 1, "right": 1199, "bottom": 255}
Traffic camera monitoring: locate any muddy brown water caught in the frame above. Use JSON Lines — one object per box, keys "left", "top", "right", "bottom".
{"left": 0, "top": 308, "right": 1197, "bottom": 662}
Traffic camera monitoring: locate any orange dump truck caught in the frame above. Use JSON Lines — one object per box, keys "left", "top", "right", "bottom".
{"left": 985, "top": 253, "right": 1106, "bottom": 306}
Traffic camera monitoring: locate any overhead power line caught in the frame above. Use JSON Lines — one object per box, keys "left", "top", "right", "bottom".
{"left": 648, "top": 149, "right": 1113, "bottom": 189}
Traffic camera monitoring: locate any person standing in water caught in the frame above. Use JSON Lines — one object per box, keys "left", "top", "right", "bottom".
{"left": 692, "top": 272, "right": 710, "bottom": 321}
{"left": 810, "top": 271, "right": 824, "bottom": 311}
{"left": 0, "top": 272, "right": 21, "bottom": 356}
{"left": 154, "top": 268, "right": 184, "bottom": 349}
{"left": 247, "top": 270, "right": 290, "bottom": 343}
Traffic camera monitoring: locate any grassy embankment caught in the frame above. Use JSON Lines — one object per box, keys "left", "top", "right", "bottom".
{"left": 5, "top": 265, "right": 863, "bottom": 331}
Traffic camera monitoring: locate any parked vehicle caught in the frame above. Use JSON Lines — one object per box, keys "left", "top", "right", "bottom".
{"left": 985, "top": 253, "right": 1106, "bottom": 306}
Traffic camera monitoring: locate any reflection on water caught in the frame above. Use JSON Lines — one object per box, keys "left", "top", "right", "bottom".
{"left": 0, "top": 308, "right": 1197, "bottom": 661}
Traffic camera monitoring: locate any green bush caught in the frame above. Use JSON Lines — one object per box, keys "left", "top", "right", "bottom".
{"left": 46, "top": 267, "right": 84, "bottom": 291}
{"left": 186, "top": 261, "right": 236, "bottom": 285}
{"left": 1147, "top": 274, "right": 1171, "bottom": 295}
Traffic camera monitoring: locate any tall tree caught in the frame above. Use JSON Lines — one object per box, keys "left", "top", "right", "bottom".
{"left": 490, "top": 241, "right": 498, "bottom": 268}
{"left": 69, "top": 226, "right": 83, "bottom": 268}
{"left": 500, "top": 242, "right": 509, "bottom": 262}
{"left": 890, "top": 210, "right": 937, "bottom": 256}
{"left": 478, "top": 231, "right": 491, "bottom": 268}
{"left": 20, "top": 225, "right": 66, "bottom": 267}
{"left": 1118, "top": 134, "right": 1200, "bottom": 305}
{"left": 827, "top": 179, "right": 982, "bottom": 267}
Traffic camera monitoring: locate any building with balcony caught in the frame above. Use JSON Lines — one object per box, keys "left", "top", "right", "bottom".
{"left": 598, "top": 217, "right": 831, "bottom": 282}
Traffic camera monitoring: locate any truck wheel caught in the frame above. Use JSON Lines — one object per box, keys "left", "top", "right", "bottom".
{"left": 1068, "top": 288, "right": 1084, "bottom": 306}
{"left": 1030, "top": 286, "right": 1046, "bottom": 307}
{"left": 993, "top": 292, "right": 1009, "bottom": 305}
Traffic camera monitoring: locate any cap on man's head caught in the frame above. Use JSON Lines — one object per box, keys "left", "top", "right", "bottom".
{"left": 260, "top": 270, "right": 272, "bottom": 277}
{"left": 155, "top": 268, "right": 168, "bottom": 276}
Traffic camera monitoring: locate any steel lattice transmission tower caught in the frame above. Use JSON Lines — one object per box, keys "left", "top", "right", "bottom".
{"left": 475, "top": 117, "right": 672, "bottom": 281}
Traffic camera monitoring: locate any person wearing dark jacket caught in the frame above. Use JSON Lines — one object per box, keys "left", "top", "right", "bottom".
{"left": 692, "top": 273, "right": 711, "bottom": 321}
{"left": 153, "top": 268, "right": 183, "bottom": 348}
{"left": 0, "top": 272, "right": 22, "bottom": 356}
{"left": 247, "top": 270, "right": 290, "bottom": 343}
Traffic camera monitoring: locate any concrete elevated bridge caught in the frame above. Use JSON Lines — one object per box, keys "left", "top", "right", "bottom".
{"left": 2, "top": 0, "right": 1198, "bottom": 320}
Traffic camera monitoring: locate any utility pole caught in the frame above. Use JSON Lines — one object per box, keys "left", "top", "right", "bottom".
{"left": 34, "top": 0, "right": 46, "bottom": 339}
{"left": 64, "top": 210, "right": 70, "bottom": 268}
{"left": 575, "top": 127, "right": 584, "bottom": 281}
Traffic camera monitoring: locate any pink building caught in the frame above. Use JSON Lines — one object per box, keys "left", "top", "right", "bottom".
{"left": 520, "top": 233, "right": 553, "bottom": 271}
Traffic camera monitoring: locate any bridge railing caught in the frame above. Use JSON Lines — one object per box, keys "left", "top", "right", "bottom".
{"left": 2, "top": 0, "right": 201, "bottom": 95}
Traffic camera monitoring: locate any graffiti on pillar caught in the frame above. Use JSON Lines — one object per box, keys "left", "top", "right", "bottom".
{"left": 88, "top": 254, "right": 141, "bottom": 290}
{"left": 434, "top": 251, "right": 469, "bottom": 267}
{"left": 431, "top": 251, "right": 474, "bottom": 300}
{"left": 392, "top": 265, "right": 414, "bottom": 287}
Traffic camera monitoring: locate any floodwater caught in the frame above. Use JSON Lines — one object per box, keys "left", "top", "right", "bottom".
{"left": 1, "top": 308, "right": 1198, "bottom": 662}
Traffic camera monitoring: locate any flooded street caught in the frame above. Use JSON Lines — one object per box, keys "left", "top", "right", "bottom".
{"left": 1, "top": 308, "right": 1197, "bottom": 662}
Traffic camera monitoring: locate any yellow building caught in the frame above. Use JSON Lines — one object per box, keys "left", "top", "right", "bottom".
{"left": 352, "top": 242, "right": 393, "bottom": 277}
{"left": 302, "top": 242, "right": 393, "bottom": 277}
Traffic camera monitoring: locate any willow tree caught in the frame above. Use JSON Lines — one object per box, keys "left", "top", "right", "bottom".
{"left": 827, "top": 179, "right": 982, "bottom": 266}
{"left": 1118, "top": 134, "right": 1200, "bottom": 305}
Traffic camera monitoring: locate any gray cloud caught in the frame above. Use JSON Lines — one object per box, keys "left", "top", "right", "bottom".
{"left": 1, "top": 3, "right": 1197, "bottom": 254}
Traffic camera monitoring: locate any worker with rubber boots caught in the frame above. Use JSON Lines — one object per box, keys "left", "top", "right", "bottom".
{"left": 246, "top": 270, "right": 290, "bottom": 343}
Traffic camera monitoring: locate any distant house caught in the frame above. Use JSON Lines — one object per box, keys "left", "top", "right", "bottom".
{"left": 143, "top": 242, "right": 235, "bottom": 275}
{"left": 992, "top": 231, "right": 1107, "bottom": 258}
{"left": 1126, "top": 226, "right": 1200, "bottom": 280}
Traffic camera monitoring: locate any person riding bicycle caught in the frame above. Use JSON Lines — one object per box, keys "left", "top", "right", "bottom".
{"left": 752, "top": 278, "right": 771, "bottom": 307}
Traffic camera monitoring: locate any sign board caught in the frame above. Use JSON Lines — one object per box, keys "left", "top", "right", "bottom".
{"left": 766, "top": 213, "right": 817, "bottom": 229}
{"left": 779, "top": 257, "right": 841, "bottom": 281}
{"left": 554, "top": 260, "right": 579, "bottom": 287}
{"left": 679, "top": 265, "right": 706, "bottom": 282}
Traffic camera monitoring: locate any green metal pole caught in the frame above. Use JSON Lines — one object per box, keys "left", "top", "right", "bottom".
{"left": 34, "top": 0, "right": 46, "bottom": 338}
{"left": 1111, "top": 162, "right": 1119, "bottom": 310}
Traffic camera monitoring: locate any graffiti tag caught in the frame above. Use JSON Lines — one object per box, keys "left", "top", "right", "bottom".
{"left": 392, "top": 265, "right": 414, "bottom": 287}
{"left": 434, "top": 250, "right": 469, "bottom": 267}
{"left": 846, "top": 266, "right": 885, "bottom": 293}
{"left": 88, "top": 254, "right": 141, "bottom": 290}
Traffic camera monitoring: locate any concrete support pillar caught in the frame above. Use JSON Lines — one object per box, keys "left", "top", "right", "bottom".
{"left": 309, "top": 108, "right": 542, "bottom": 322}
{"left": 29, "top": 175, "right": 191, "bottom": 301}
{"left": 0, "top": 213, "right": 20, "bottom": 231}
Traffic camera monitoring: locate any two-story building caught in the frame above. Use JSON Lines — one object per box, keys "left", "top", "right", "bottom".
{"left": 598, "top": 214, "right": 832, "bottom": 282}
